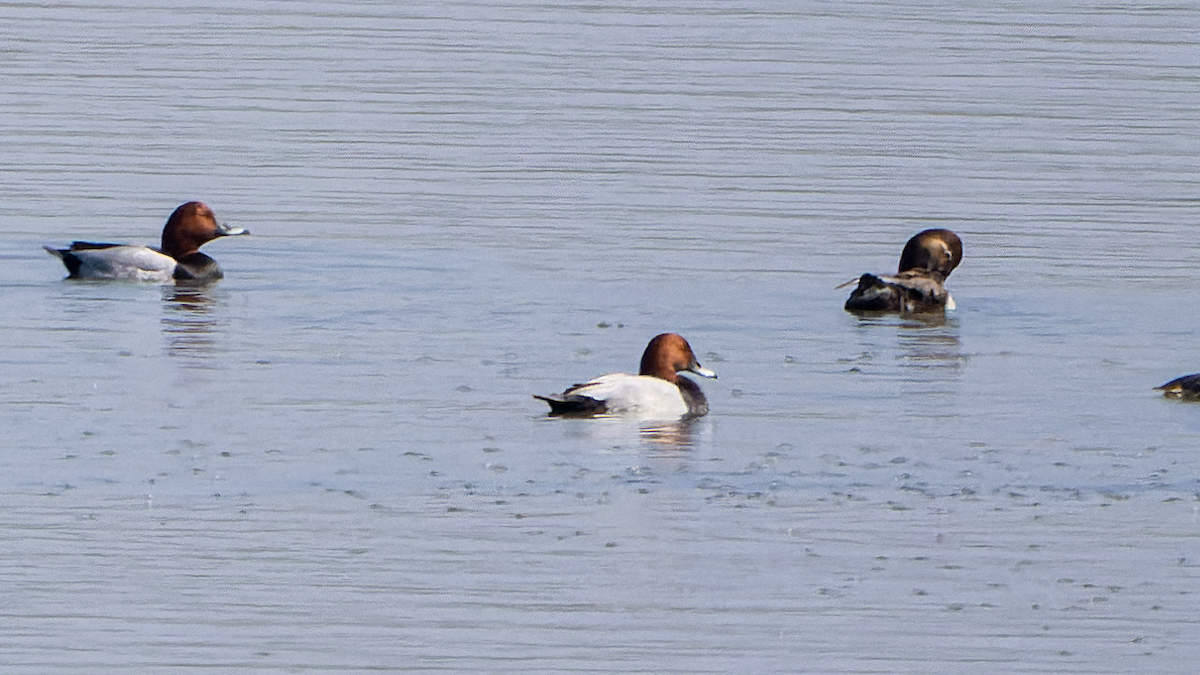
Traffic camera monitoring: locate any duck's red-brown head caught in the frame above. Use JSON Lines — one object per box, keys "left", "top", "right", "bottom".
{"left": 639, "top": 333, "right": 717, "bottom": 382}
{"left": 160, "top": 201, "right": 248, "bottom": 260}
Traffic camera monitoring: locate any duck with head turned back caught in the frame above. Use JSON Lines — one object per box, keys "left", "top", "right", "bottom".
{"left": 535, "top": 333, "right": 717, "bottom": 419}
{"left": 843, "top": 228, "right": 963, "bottom": 314}
{"left": 44, "top": 201, "right": 248, "bottom": 283}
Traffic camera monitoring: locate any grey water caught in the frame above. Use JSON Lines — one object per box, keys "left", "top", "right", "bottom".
{"left": 3, "top": 1, "right": 1200, "bottom": 672}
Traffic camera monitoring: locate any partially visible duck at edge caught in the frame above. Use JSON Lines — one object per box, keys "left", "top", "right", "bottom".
{"left": 535, "top": 333, "right": 717, "bottom": 419}
{"left": 842, "top": 228, "right": 963, "bottom": 314}
{"left": 44, "top": 201, "right": 248, "bottom": 283}
{"left": 1156, "top": 373, "right": 1200, "bottom": 401}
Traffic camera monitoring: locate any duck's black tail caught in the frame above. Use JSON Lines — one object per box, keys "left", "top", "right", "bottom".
{"left": 533, "top": 394, "right": 607, "bottom": 416}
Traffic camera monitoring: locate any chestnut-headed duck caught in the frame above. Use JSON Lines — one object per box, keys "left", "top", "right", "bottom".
{"left": 842, "top": 228, "right": 963, "bottom": 314}
{"left": 1156, "top": 373, "right": 1200, "bottom": 400}
{"left": 535, "top": 333, "right": 717, "bottom": 419}
{"left": 44, "top": 202, "right": 248, "bottom": 283}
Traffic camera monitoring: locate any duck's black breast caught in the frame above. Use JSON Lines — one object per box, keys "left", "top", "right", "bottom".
{"left": 677, "top": 376, "right": 708, "bottom": 418}
{"left": 173, "top": 252, "right": 224, "bottom": 283}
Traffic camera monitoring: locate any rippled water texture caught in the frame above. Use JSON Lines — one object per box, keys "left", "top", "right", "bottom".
{"left": 2, "top": 1, "right": 1200, "bottom": 672}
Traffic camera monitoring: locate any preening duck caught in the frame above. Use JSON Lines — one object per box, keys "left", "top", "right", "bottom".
{"left": 843, "top": 228, "right": 963, "bottom": 314}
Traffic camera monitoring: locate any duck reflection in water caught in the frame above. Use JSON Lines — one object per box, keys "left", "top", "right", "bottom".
{"left": 638, "top": 418, "right": 702, "bottom": 451}
{"left": 896, "top": 318, "right": 966, "bottom": 380}
{"left": 845, "top": 313, "right": 966, "bottom": 384}
{"left": 549, "top": 415, "right": 705, "bottom": 453}
{"left": 161, "top": 285, "right": 220, "bottom": 360}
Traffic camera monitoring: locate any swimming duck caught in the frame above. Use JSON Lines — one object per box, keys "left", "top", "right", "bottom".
{"left": 535, "top": 333, "right": 717, "bottom": 419}
{"left": 1156, "top": 373, "right": 1200, "bottom": 400}
{"left": 44, "top": 201, "right": 248, "bottom": 283}
{"left": 843, "top": 228, "right": 963, "bottom": 314}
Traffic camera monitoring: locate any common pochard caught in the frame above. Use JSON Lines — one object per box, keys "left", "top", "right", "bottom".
{"left": 535, "top": 333, "right": 717, "bottom": 419}
{"left": 44, "top": 201, "right": 248, "bottom": 283}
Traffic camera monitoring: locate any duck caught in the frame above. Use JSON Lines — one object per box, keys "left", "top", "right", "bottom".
{"left": 1156, "top": 373, "right": 1200, "bottom": 400}
{"left": 44, "top": 201, "right": 248, "bottom": 283}
{"left": 535, "top": 333, "right": 717, "bottom": 419}
{"left": 843, "top": 228, "right": 963, "bottom": 314}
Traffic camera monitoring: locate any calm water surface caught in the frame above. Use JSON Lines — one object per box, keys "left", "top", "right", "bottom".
{"left": 2, "top": 1, "right": 1200, "bottom": 672}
